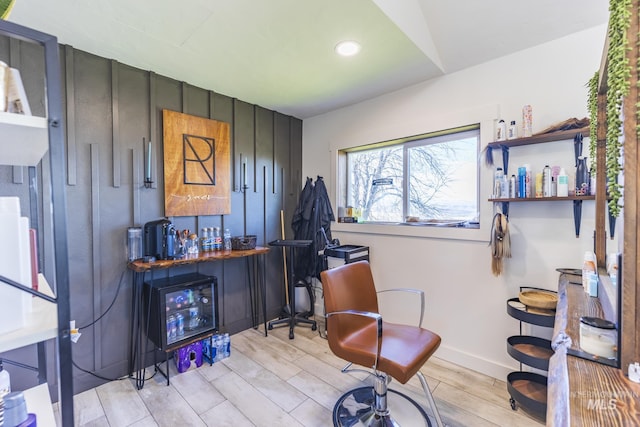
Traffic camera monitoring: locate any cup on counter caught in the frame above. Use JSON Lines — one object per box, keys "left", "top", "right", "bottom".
{"left": 579, "top": 316, "right": 617, "bottom": 359}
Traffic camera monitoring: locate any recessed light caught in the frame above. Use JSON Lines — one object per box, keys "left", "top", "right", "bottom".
{"left": 335, "top": 41, "right": 361, "bottom": 57}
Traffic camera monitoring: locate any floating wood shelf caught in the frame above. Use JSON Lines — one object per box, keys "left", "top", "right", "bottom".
{"left": 487, "top": 126, "right": 589, "bottom": 149}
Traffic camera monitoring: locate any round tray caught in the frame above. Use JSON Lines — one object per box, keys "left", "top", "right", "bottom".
{"left": 519, "top": 290, "right": 558, "bottom": 310}
{"left": 507, "top": 335, "right": 553, "bottom": 371}
{"left": 507, "top": 371, "right": 547, "bottom": 422}
{"left": 507, "top": 298, "right": 555, "bottom": 328}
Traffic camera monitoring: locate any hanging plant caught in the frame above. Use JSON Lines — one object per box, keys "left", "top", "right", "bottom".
{"left": 588, "top": 71, "right": 598, "bottom": 175}
{"left": 605, "top": 0, "right": 632, "bottom": 218}
{"left": 0, "top": 0, "right": 15, "bottom": 19}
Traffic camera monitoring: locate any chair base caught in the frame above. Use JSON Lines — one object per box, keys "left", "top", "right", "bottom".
{"left": 267, "top": 310, "right": 317, "bottom": 339}
{"left": 333, "top": 386, "right": 432, "bottom": 427}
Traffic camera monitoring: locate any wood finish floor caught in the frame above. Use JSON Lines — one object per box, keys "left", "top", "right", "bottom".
{"left": 58, "top": 326, "right": 544, "bottom": 426}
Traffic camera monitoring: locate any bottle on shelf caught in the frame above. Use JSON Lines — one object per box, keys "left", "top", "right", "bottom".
{"left": 557, "top": 168, "right": 569, "bottom": 197}
{"left": 167, "top": 314, "right": 177, "bottom": 342}
{"left": 518, "top": 167, "right": 526, "bottom": 198}
{"left": 494, "top": 167, "right": 504, "bottom": 198}
{"left": 212, "top": 227, "right": 222, "bottom": 251}
{"left": 496, "top": 119, "right": 506, "bottom": 141}
{"left": 223, "top": 228, "right": 232, "bottom": 251}
{"left": 509, "top": 175, "right": 517, "bottom": 198}
{"left": 507, "top": 120, "right": 517, "bottom": 140}
{"left": 175, "top": 312, "right": 184, "bottom": 336}
{"left": 542, "top": 165, "right": 552, "bottom": 197}
{"left": 575, "top": 156, "right": 589, "bottom": 196}
{"left": 200, "top": 227, "right": 209, "bottom": 252}
{"left": 522, "top": 105, "right": 533, "bottom": 137}
{"left": 535, "top": 173, "right": 543, "bottom": 198}
{"left": 187, "top": 289, "right": 199, "bottom": 330}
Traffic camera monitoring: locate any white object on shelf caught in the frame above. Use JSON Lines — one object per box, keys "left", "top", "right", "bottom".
{"left": 6, "top": 67, "right": 31, "bottom": 115}
{"left": 0, "top": 274, "right": 56, "bottom": 353}
{"left": 0, "top": 111, "right": 48, "bottom": 166}
{"left": 22, "top": 383, "right": 56, "bottom": 427}
{"left": 0, "top": 197, "right": 33, "bottom": 335}
{"left": 0, "top": 61, "right": 7, "bottom": 112}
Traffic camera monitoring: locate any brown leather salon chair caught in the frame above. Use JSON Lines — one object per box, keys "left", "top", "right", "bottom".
{"left": 320, "top": 261, "right": 444, "bottom": 427}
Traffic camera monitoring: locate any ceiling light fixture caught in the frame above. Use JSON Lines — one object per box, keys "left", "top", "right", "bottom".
{"left": 335, "top": 41, "right": 361, "bottom": 57}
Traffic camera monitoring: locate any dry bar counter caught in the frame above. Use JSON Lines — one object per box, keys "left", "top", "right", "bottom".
{"left": 127, "top": 246, "right": 270, "bottom": 389}
{"left": 547, "top": 273, "right": 640, "bottom": 425}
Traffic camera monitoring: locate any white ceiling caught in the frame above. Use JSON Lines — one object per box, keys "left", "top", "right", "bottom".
{"left": 8, "top": 0, "right": 608, "bottom": 119}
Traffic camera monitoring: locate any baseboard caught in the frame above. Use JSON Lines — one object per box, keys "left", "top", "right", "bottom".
{"left": 435, "top": 344, "right": 517, "bottom": 381}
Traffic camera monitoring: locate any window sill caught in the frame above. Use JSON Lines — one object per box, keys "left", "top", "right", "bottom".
{"left": 332, "top": 220, "right": 487, "bottom": 243}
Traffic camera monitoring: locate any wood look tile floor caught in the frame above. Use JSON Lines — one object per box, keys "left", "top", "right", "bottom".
{"left": 59, "top": 326, "right": 544, "bottom": 427}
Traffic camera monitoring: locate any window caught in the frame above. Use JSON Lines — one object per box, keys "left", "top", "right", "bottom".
{"left": 342, "top": 125, "right": 480, "bottom": 224}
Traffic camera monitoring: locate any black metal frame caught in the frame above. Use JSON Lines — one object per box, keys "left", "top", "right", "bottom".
{"left": 267, "top": 239, "right": 317, "bottom": 339}
{"left": 0, "top": 19, "right": 74, "bottom": 426}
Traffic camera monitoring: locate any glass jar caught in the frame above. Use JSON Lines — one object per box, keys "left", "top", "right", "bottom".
{"left": 579, "top": 316, "right": 617, "bottom": 359}
{"left": 186, "top": 234, "right": 199, "bottom": 256}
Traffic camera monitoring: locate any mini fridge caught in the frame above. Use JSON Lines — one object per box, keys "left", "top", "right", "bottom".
{"left": 143, "top": 273, "right": 219, "bottom": 351}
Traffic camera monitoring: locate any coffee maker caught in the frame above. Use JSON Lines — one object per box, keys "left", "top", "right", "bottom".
{"left": 144, "top": 218, "right": 176, "bottom": 260}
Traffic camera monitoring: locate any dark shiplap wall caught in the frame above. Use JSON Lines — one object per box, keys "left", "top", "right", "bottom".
{"left": 0, "top": 40, "right": 302, "bottom": 395}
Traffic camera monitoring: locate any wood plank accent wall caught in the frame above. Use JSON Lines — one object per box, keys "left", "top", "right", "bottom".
{"left": 0, "top": 43, "right": 302, "bottom": 394}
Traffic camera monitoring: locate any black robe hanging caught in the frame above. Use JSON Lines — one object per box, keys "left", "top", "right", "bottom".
{"left": 292, "top": 176, "right": 335, "bottom": 279}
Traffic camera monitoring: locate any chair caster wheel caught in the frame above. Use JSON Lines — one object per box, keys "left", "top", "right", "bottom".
{"left": 289, "top": 332, "right": 294, "bottom": 339}
{"left": 311, "top": 324, "right": 317, "bottom": 331}
{"left": 509, "top": 397, "right": 516, "bottom": 411}
{"left": 268, "top": 324, "right": 273, "bottom": 330}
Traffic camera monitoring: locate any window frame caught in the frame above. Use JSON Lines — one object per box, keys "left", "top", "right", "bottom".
{"left": 341, "top": 124, "right": 481, "bottom": 226}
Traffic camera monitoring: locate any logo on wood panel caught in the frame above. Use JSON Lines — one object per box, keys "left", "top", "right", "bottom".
{"left": 183, "top": 134, "right": 216, "bottom": 185}
{"left": 163, "top": 109, "right": 231, "bottom": 216}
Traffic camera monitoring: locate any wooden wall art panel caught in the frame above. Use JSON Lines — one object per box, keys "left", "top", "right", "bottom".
{"left": 163, "top": 109, "right": 231, "bottom": 216}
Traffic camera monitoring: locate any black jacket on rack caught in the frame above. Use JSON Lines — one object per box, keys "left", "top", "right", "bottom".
{"left": 292, "top": 176, "right": 335, "bottom": 280}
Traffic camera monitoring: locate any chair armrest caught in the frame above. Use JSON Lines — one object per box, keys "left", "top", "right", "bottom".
{"left": 377, "top": 288, "right": 425, "bottom": 328}
{"left": 326, "top": 310, "right": 382, "bottom": 370}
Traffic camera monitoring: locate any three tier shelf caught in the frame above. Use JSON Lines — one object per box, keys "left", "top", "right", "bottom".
{"left": 505, "top": 289, "right": 556, "bottom": 422}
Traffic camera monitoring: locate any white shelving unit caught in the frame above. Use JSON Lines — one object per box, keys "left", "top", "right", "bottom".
{"left": 0, "top": 19, "right": 74, "bottom": 427}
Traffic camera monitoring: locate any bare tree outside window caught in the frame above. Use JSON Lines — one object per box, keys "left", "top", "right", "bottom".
{"left": 348, "top": 146, "right": 403, "bottom": 221}
{"left": 345, "top": 127, "right": 479, "bottom": 223}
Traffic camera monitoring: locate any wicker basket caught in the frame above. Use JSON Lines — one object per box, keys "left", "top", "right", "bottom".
{"left": 519, "top": 290, "right": 558, "bottom": 310}
{"left": 231, "top": 235, "right": 257, "bottom": 250}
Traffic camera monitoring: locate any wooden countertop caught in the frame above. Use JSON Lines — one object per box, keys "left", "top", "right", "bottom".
{"left": 548, "top": 274, "right": 640, "bottom": 426}
{"left": 127, "top": 246, "right": 270, "bottom": 272}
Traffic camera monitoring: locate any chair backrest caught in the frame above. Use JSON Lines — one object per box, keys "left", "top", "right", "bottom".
{"left": 320, "top": 261, "right": 379, "bottom": 350}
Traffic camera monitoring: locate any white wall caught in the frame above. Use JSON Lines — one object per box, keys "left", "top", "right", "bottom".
{"left": 302, "top": 25, "right": 610, "bottom": 380}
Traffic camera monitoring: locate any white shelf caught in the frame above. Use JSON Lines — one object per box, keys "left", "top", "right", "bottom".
{"left": 0, "top": 112, "right": 48, "bottom": 166}
{"left": 0, "top": 274, "right": 57, "bottom": 353}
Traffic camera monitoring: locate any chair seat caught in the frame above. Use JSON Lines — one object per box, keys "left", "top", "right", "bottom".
{"left": 329, "top": 321, "right": 441, "bottom": 384}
